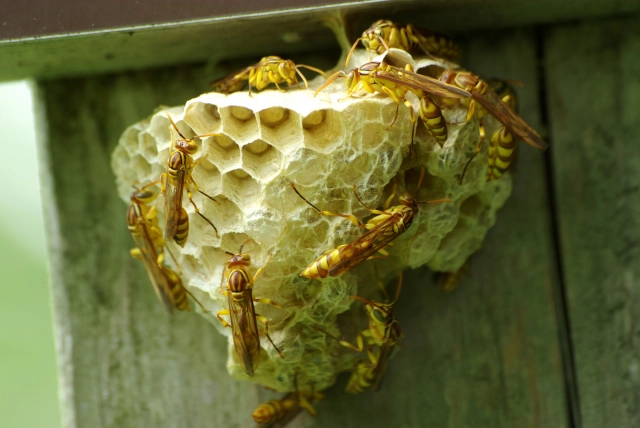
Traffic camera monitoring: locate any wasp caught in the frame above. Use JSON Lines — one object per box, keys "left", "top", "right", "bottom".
{"left": 437, "top": 70, "right": 548, "bottom": 182}
{"left": 252, "top": 375, "right": 324, "bottom": 427}
{"left": 291, "top": 168, "right": 450, "bottom": 278}
{"left": 162, "top": 114, "right": 221, "bottom": 244}
{"left": 210, "top": 56, "right": 326, "bottom": 95}
{"left": 216, "top": 242, "right": 284, "bottom": 377}
{"left": 485, "top": 79, "right": 519, "bottom": 181}
{"left": 315, "top": 61, "right": 470, "bottom": 149}
{"left": 127, "top": 183, "right": 207, "bottom": 313}
{"left": 321, "top": 273, "right": 403, "bottom": 392}
{"left": 346, "top": 19, "right": 461, "bottom": 66}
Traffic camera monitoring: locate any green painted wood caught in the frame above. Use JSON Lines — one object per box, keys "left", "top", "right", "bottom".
{"left": 545, "top": 15, "right": 640, "bottom": 428}
{"left": 5, "top": 0, "right": 640, "bottom": 82}
{"left": 36, "top": 29, "right": 568, "bottom": 428}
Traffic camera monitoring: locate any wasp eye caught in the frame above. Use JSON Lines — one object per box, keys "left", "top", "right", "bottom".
{"left": 372, "top": 308, "right": 387, "bottom": 322}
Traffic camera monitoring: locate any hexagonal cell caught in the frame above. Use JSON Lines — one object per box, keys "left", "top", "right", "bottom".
{"left": 130, "top": 154, "right": 153, "bottom": 181}
{"left": 185, "top": 101, "right": 222, "bottom": 134}
{"left": 202, "top": 134, "right": 241, "bottom": 173}
{"left": 302, "top": 109, "right": 344, "bottom": 154}
{"left": 221, "top": 169, "right": 261, "bottom": 211}
{"left": 210, "top": 197, "right": 243, "bottom": 234}
{"left": 360, "top": 122, "right": 387, "bottom": 150}
{"left": 241, "top": 140, "right": 283, "bottom": 182}
{"left": 220, "top": 106, "right": 259, "bottom": 144}
{"left": 191, "top": 158, "right": 222, "bottom": 199}
{"left": 258, "top": 107, "right": 303, "bottom": 153}
{"left": 138, "top": 131, "right": 158, "bottom": 161}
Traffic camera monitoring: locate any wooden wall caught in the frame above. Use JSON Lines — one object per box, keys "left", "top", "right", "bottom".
{"left": 35, "top": 14, "right": 640, "bottom": 428}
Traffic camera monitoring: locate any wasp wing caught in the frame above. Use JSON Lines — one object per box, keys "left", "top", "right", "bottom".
{"left": 377, "top": 67, "right": 471, "bottom": 99}
{"left": 210, "top": 65, "right": 254, "bottom": 93}
{"left": 131, "top": 223, "right": 175, "bottom": 314}
{"left": 473, "top": 87, "right": 548, "bottom": 150}
{"left": 163, "top": 169, "right": 185, "bottom": 241}
{"left": 328, "top": 213, "right": 404, "bottom": 277}
{"left": 370, "top": 343, "right": 394, "bottom": 392}
{"left": 228, "top": 288, "right": 261, "bottom": 377}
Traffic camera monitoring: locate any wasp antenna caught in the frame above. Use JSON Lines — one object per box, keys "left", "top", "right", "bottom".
{"left": 290, "top": 183, "right": 322, "bottom": 213}
{"left": 377, "top": 34, "right": 391, "bottom": 54}
{"left": 350, "top": 295, "right": 377, "bottom": 306}
{"left": 314, "top": 70, "right": 347, "bottom": 97}
{"left": 238, "top": 238, "right": 253, "bottom": 254}
{"left": 297, "top": 64, "right": 327, "bottom": 78}
{"left": 294, "top": 66, "right": 310, "bottom": 89}
{"left": 505, "top": 79, "right": 525, "bottom": 88}
{"left": 389, "top": 272, "right": 403, "bottom": 306}
{"left": 314, "top": 326, "right": 342, "bottom": 343}
{"left": 166, "top": 113, "right": 188, "bottom": 141}
{"left": 345, "top": 37, "right": 362, "bottom": 67}
{"left": 417, "top": 198, "right": 452, "bottom": 205}
{"left": 224, "top": 251, "right": 235, "bottom": 256}
{"left": 412, "top": 166, "right": 426, "bottom": 197}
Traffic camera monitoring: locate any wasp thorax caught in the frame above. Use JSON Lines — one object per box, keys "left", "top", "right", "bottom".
{"left": 130, "top": 189, "right": 157, "bottom": 204}
{"left": 398, "top": 193, "right": 414, "bottom": 206}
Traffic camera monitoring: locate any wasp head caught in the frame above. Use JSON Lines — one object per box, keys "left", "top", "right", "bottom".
{"left": 227, "top": 253, "right": 251, "bottom": 268}
{"left": 130, "top": 188, "right": 157, "bottom": 205}
{"left": 175, "top": 139, "right": 199, "bottom": 155}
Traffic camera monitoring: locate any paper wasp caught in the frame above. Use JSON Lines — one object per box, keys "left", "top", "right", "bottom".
{"left": 127, "top": 183, "right": 207, "bottom": 313}
{"left": 252, "top": 374, "right": 324, "bottom": 427}
{"left": 436, "top": 70, "right": 548, "bottom": 182}
{"left": 346, "top": 19, "right": 461, "bottom": 66}
{"left": 315, "top": 61, "right": 470, "bottom": 148}
{"left": 162, "top": 114, "right": 220, "bottom": 244}
{"left": 210, "top": 56, "right": 326, "bottom": 95}
{"left": 291, "top": 168, "right": 451, "bottom": 278}
{"left": 319, "top": 273, "right": 403, "bottom": 392}
{"left": 216, "top": 242, "right": 284, "bottom": 377}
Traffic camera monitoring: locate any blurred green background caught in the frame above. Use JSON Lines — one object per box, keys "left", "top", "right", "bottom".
{"left": 0, "top": 81, "right": 61, "bottom": 428}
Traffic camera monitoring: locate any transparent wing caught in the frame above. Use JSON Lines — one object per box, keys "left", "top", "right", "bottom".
{"left": 473, "top": 87, "right": 548, "bottom": 149}
{"left": 371, "top": 343, "right": 393, "bottom": 392}
{"left": 131, "top": 223, "right": 175, "bottom": 314}
{"left": 228, "top": 289, "right": 261, "bottom": 376}
{"left": 210, "top": 65, "right": 254, "bottom": 93}
{"left": 328, "top": 214, "right": 403, "bottom": 277}
{"left": 164, "top": 169, "right": 184, "bottom": 240}
{"left": 377, "top": 67, "right": 471, "bottom": 99}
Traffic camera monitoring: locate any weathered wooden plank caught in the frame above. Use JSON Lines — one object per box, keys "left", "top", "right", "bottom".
{"left": 36, "top": 29, "right": 568, "bottom": 428}
{"left": 545, "top": 15, "right": 640, "bottom": 428}
{"left": 34, "top": 66, "right": 267, "bottom": 428}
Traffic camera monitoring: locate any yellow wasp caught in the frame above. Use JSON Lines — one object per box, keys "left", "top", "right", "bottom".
{"left": 211, "top": 56, "right": 326, "bottom": 95}
{"left": 436, "top": 70, "right": 548, "bottom": 183}
{"left": 216, "top": 242, "right": 284, "bottom": 376}
{"left": 320, "top": 273, "right": 403, "bottom": 392}
{"left": 126, "top": 183, "right": 206, "bottom": 313}
{"left": 316, "top": 61, "right": 470, "bottom": 149}
{"left": 485, "top": 79, "right": 519, "bottom": 181}
{"left": 291, "top": 167, "right": 450, "bottom": 278}
{"left": 252, "top": 375, "right": 324, "bottom": 427}
{"left": 162, "top": 114, "right": 220, "bottom": 244}
{"left": 346, "top": 19, "right": 461, "bottom": 66}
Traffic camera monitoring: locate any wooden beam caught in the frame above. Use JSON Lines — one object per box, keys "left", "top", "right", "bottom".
{"left": 5, "top": 1, "right": 640, "bottom": 82}
{"left": 545, "top": 15, "right": 640, "bottom": 428}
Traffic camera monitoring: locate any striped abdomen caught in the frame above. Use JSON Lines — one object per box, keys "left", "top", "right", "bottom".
{"left": 416, "top": 31, "right": 460, "bottom": 61}
{"left": 346, "top": 362, "right": 375, "bottom": 394}
{"left": 173, "top": 208, "right": 189, "bottom": 247}
{"left": 487, "top": 126, "right": 516, "bottom": 181}
{"left": 252, "top": 393, "right": 297, "bottom": 424}
{"left": 418, "top": 96, "right": 447, "bottom": 146}
{"left": 301, "top": 244, "right": 351, "bottom": 279}
{"left": 164, "top": 266, "right": 190, "bottom": 311}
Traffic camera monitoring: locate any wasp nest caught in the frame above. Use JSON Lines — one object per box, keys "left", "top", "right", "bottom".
{"left": 111, "top": 49, "right": 513, "bottom": 393}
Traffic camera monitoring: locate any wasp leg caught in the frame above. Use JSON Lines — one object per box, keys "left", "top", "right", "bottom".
{"left": 253, "top": 297, "right": 281, "bottom": 309}
{"left": 291, "top": 183, "right": 365, "bottom": 228}
{"left": 252, "top": 254, "right": 274, "bottom": 282}
{"left": 183, "top": 182, "right": 219, "bottom": 238}
{"left": 217, "top": 310, "right": 231, "bottom": 328}
{"left": 339, "top": 330, "right": 371, "bottom": 353}
{"left": 256, "top": 314, "right": 284, "bottom": 358}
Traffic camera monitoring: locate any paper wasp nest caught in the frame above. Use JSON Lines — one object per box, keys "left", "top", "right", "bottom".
{"left": 111, "top": 49, "right": 513, "bottom": 393}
